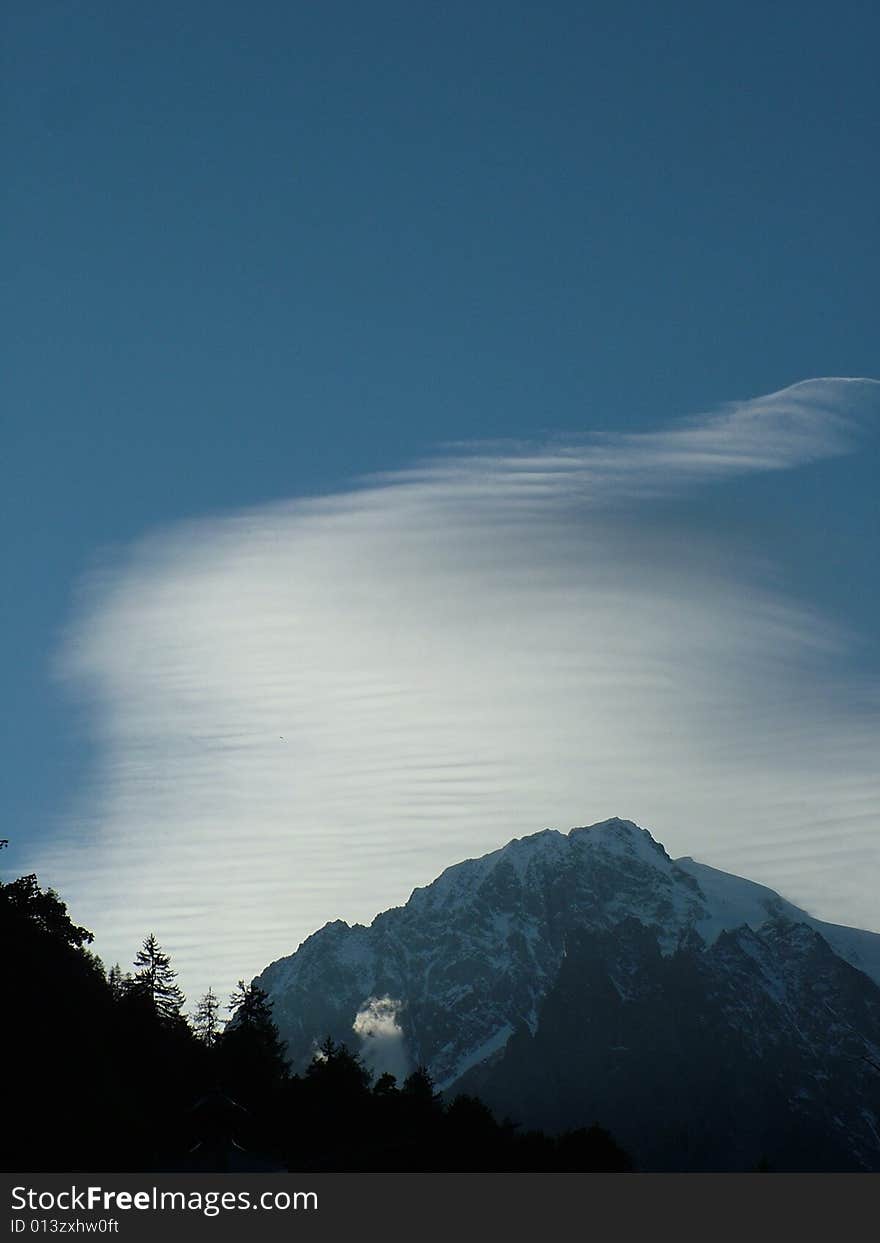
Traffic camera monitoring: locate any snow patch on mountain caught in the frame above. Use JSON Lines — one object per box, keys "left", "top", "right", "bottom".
{"left": 439, "top": 1023, "right": 513, "bottom": 1089}
{"left": 676, "top": 856, "right": 880, "bottom": 986}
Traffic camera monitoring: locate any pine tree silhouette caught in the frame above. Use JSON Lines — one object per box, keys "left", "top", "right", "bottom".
{"left": 193, "top": 987, "right": 221, "bottom": 1047}
{"left": 126, "top": 932, "right": 186, "bottom": 1024}
{"left": 305, "top": 1036, "right": 371, "bottom": 1095}
{"left": 107, "top": 962, "right": 132, "bottom": 1000}
{"left": 219, "top": 981, "right": 288, "bottom": 1102}
{"left": 402, "top": 1064, "right": 440, "bottom": 1106}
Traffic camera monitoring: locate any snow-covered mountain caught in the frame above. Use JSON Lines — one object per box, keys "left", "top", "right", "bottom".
{"left": 255, "top": 818, "right": 880, "bottom": 1168}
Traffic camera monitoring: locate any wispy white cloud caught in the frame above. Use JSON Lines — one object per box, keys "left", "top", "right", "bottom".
{"left": 32, "top": 378, "right": 880, "bottom": 1004}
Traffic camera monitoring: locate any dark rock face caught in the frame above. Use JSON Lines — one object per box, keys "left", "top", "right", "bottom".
{"left": 456, "top": 918, "right": 880, "bottom": 1170}
{"left": 255, "top": 818, "right": 880, "bottom": 1169}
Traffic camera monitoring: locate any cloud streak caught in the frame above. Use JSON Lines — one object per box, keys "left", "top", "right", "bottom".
{"left": 33, "top": 378, "right": 880, "bottom": 1004}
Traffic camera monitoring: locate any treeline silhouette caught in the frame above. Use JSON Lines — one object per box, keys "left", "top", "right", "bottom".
{"left": 1, "top": 873, "right": 632, "bottom": 1172}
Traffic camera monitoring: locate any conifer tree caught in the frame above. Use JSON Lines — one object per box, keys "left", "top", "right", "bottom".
{"left": 107, "top": 962, "right": 131, "bottom": 1000}
{"left": 193, "top": 987, "right": 221, "bottom": 1047}
{"left": 126, "top": 933, "right": 185, "bottom": 1024}
{"left": 219, "top": 981, "right": 288, "bottom": 1097}
{"left": 306, "top": 1036, "right": 371, "bottom": 1095}
{"left": 402, "top": 1064, "right": 441, "bottom": 1108}
{"left": 226, "top": 981, "right": 287, "bottom": 1065}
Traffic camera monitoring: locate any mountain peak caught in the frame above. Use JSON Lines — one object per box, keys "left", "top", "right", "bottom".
{"left": 257, "top": 816, "right": 880, "bottom": 1096}
{"left": 568, "top": 816, "right": 673, "bottom": 865}
{"left": 573, "top": 816, "right": 639, "bottom": 832}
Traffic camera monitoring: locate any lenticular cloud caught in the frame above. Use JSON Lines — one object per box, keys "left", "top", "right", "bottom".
{"left": 34, "top": 378, "right": 880, "bottom": 1003}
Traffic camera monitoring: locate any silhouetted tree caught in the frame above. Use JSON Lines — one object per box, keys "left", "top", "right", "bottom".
{"left": 107, "top": 962, "right": 130, "bottom": 1000}
{"left": 218, "top": 981, "right": 288, "bottom": 1104}
{"left": 308, "top": 1034, "right": 370, "bottom": 1083}
{"left": 0, "top": 873, "right": 116, "bottom": 1169}
{"left": 2, "top": 873, "right": 638, "bottom": 1174}
{"left": 402, "top": 1064, "right": 441, "bottom": 1107}
{"left": 193, "top": 987, "right": 221, "bottom": 1047}
{"left": 1, "top": 873, "right": 93, "bottom": 947}
{"left": 125, "top": 932, "right": 186, "bottom": 1025}
{"left": 226, "top": 980, "right": 277, "bottom": 1030}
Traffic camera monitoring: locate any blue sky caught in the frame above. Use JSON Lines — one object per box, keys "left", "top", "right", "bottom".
{"left": 3, "top": 2, "right": 879, "bottom": 1000}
